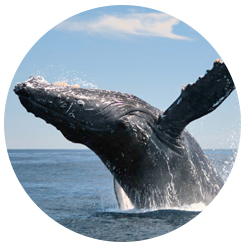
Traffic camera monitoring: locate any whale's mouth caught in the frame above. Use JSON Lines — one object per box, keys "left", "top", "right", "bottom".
{"left": 15, "top": 87, "right": 117, "bottom": 136}
{"left": 17, "top": 94, "right": 68, "bottom": 124}
{"left": 14, "top": 78, "right": 76, "bottom": 127}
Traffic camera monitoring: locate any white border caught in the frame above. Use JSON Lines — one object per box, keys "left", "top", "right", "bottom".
{"left": 1, "top": 1, "right": 249, "bottom": 249}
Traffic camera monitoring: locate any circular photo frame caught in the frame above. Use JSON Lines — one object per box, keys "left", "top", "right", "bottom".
{"left": 4, "top": 5, "right": 241, "bottom": 242}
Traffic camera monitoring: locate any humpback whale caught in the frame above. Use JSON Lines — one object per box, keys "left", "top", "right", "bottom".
{"left": 14, "top": 60, "right": 235, "bottom": 209}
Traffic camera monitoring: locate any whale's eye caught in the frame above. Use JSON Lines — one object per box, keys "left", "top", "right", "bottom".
{"left": 117, "top": 120, "right": 128, "bottom": 130}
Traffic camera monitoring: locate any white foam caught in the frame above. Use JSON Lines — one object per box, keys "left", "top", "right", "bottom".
{"left": 177, "top": 202, "right": 207, "bottom": 212}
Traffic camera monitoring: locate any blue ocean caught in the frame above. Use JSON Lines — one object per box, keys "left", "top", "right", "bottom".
{"left": 8, "top": 149, "right": 236, "bottom": 241}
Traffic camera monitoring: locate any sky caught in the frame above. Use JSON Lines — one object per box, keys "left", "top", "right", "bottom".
{"left": 4, "top": 5, "right": 240, "bottom": 149}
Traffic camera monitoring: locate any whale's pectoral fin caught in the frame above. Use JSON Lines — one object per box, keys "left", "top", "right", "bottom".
{"left": 158, "top": 60, "right": 235, "bottom": 137}
{"left": 114, "top": 179, "right": 134, "bottom": 210}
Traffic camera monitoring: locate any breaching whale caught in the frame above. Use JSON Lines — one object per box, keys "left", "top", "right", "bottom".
{"left": 14, "top": 60, "right": 235, "bottom": 210}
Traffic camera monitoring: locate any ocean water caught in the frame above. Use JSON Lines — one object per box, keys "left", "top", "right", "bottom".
{"left": 8, "top": 149, "right": 236, "bottom": 241}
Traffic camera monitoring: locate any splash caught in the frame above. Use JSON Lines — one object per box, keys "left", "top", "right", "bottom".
{"left": 173, "top": 202, "right": 206, "bottom": 212}
{"left": 115, "top": 179, "right": 206, "bottom": 212}
{"left": 118, "top": 201, "right": 206, "bottom": 213}
{"left": 220, "top": 149, "right": 238, "bottom": 181}
{"left": 56, "top": 76, "right": 98, "bottom": 89}
{"left": 35, "top": 65, "right": 98, "bottom": 89}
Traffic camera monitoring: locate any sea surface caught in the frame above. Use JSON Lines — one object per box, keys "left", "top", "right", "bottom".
{"left": 8, "top": 149, "right": 236, "bottom": 241}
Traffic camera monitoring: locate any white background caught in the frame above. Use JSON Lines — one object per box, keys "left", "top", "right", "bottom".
{"left": 1, "top": 0, "right": 249, "bottom": 249}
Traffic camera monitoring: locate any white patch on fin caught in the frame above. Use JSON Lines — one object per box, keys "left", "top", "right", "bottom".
{"left": 114, "top": 179, "right": 134, "bottom": 210}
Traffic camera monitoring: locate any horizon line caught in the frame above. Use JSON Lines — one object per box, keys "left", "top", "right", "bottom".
{"left": 6, "top": 148, "right": 238, "bottom": 150}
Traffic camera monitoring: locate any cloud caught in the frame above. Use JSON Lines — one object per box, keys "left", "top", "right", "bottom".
{"left": 55, "top": 12, "right": 189, "bottom": 40}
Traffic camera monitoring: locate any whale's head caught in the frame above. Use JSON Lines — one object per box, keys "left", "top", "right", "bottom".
{"left": 14, "top": 76, "right": 162, "bottom": 154}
